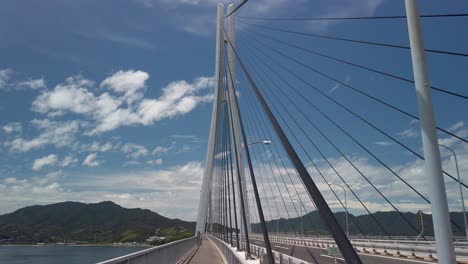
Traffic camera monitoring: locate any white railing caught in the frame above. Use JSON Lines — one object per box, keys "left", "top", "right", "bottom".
{"left": 96, "top": 236, "right": 199, "bottom": 264}
{"left": 208, "top": 235, "right": 252, "bottom": 264}
{"left": 208, "top": 234, "right": 311, "bottom": 264}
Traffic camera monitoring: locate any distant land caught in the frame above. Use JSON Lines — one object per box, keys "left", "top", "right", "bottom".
{"left": 259, "top": 210, "right": 467, "bottom": 237}
{"left": 0, "top": 201, "right": 195, "bottom": 244}
{"left": 2, "top": 201, "right": 466, "bottom": 244}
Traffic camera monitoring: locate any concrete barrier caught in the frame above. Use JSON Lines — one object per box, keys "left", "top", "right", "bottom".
{"left": 208, "top": 235, "right": 251, "bottom": 264}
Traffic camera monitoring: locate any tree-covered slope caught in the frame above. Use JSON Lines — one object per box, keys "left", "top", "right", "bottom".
{"left": 0, "top": 201, "right": 195, "bottom": 243}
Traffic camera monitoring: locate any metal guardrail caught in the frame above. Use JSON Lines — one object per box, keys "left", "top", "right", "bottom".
{"left": 267, "top": 236, "right": 468, "bottom": 262}
{"left": 243, "top": 241, "right": 310, "bottom": 263}
{"left": 96, "top": 236, "right": 199, "bottom": 264}
{"left": 254, "top": 233, "right": 468, "bottom": 244}
{"left": 246, "top": 242, "right": 310, "bottom": 264}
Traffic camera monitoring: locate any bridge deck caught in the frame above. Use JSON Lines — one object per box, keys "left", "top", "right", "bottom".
{"left": 189, "top": 235, "right": 224, "bottom": 264}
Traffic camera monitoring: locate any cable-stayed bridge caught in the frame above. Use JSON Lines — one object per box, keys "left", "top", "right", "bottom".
{"left": 99, "top": 1, "right": 468, "bottom": 263}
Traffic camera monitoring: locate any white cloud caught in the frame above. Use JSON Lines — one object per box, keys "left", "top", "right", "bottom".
{"left": 133, "top": 0, "right": 307, "bottom": 36}
{"left": 0, "top": 69, "right": 46, "bottom": 91}
{"left": 31, "top": 71, "right": 213, "bottom": 134}
{"left": 122, "top": 143, "right": 149, "bottom": 159}
{"left": 375, "top": 141, "right": 392, "bottom": 146}
{"left": 61, "top": 155, "right": 78, "bottom": 167}
{"left": 5, "top": 119, "right": 82, "bottom": 152}
{"left": 448, "top": 121, "right": 464, "bottom": 132}
{"left": 2, "top": 122, "right": 22, "bottom": 134}
{"left": 398, "top": 128, "right": 419, "bottom": 139}
{"left": 176, "top": 144, "right": 196, "bottom": 154}
{"left": 137, "top": 0, "right": 383, "bottom": 36}
{"left": 0, "top": 68, "right": 13, "bottom": 90}
{"left": 32, "top": 154, "right": 58, "bottom": 171}
{"left": 303, "top": 0, "right": 384, "bottom": 32}
{"left": 135, "top": 0, "right": 154, "bottom": 8}
{"left": 134, "top": 76, "right": 214, "bottom": 126}
{"left": 78, "top": 28, "right": 155, "bottom": 50}
{"left": 82, "top": 153, "right": 100, "bottom": 167}
{"left": 124, "top": 161, "right": 142, "bottom": 166}
{"left": 88, "top": 141, "right": 115, "bottom": 152}
{"left": 152, "top": 145, "right": 172, "bottom": 155}
{"left": 171, "top": 134, "right": 197, "bottom": 139}
{"left": 32, "top": 76, "right": 98, "bottom": 116}
{"left": 329, "top": 83, "right": 340, "bottom": 94}
{"left": 231, "top": 121, "right": 468, "bottom": 219}
{"left": 17, "top": 78, "right": 46, "bottom": 90}
{"left": 438, "top": 122, "right": 468, "bottom": 149}
{"left": 148, "top": 158, "right": 163, "bottom": 165}
{"left": 100, "top": 70, "right": 149, "bottom": 104}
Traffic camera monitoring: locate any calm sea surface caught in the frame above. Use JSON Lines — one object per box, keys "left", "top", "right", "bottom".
{"left": 0, "top": 245, "right": 148, "bottom": 264}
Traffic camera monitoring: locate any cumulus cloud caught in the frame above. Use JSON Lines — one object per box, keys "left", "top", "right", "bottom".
{"left": 5, "top": 119, "right": 82, "bottom": 152}
{"left": 134, "top": 76, "right": 214, "bottom": 125}
{"left": 100, "top": 70, "right": 149, "bottom": 104}
{"left": 82, "top": 153, "right": 100, "bottom": 167}
{"left": 32, "top": 154, "right": 58, "bottom": 171}
{"left": 2, "top": 122, "right": 22, "bottom": 134}
{"left": 32, "top": 76, "right": 98, "bottom": 116}
{"left": 31, "top": 71, "right": 213, "bottom": 134}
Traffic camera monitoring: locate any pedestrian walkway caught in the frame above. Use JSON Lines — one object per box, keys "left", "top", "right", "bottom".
{"left": 188, "top": 235, "right": 225, "bottom": 264}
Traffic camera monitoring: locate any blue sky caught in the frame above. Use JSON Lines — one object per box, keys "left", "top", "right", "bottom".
{"left": 0, "top": 0, "right": 467, "bottom": 221}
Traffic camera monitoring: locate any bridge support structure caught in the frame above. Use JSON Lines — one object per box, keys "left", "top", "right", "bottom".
{"left": 405, "top": 0, "right": 456, "bottom": 263}
{"left": 226, "top": 2, "right": 252, "bottom": 246}
{"left": 196, "top": 3, "right": 225, "bottom": 234}
{"left": 196, "top": 3, "right": 252, "bottom": 250}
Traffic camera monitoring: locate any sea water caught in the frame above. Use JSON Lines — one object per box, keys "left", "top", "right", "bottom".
{"left": 0, "top": 245, "right": 148, "bottom": 264}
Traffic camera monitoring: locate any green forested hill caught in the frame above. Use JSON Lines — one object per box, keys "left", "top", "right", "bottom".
{"left": 0, "top": 201, "right": 195, "bottom": 243}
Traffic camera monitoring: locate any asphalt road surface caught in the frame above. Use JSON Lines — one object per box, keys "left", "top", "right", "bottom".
{"left": 249, "top": 238, "right": 437, "bottom": 264}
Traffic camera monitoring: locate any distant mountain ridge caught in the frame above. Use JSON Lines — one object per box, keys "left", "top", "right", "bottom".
{"left": 0, "top": 201, "right": 195, "bottom": 243}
